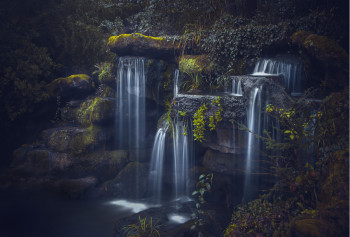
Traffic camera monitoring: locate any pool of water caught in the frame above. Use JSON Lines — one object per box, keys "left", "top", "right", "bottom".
{"left": 0, "top": 190, "right": 136, "bottom": 237}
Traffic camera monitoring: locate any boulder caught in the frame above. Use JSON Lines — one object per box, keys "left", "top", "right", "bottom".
{"left": 107, "top": 33, "right": 180, "bottom": 60}
{"left": 202, "top": 123, "right": 247, "bottom": 154}
{"left": 102, "top": 162, "right": 149, "bottom": 198}
{"left": 46, "top": 74, "right": 94, "bottom": 99}
{"left": 202, "top": 149, "right": 245, "bottom": 175}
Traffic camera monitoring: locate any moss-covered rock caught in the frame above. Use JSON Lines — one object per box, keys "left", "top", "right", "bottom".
{"left": 77, "top": 97, "right": 116, "bottom": 126}
{"left": 179, "top": 55, "right": 213, "bottom": 75}
{"left": 46, "top": 74, "right": 95, "bottom": 99}
{"left": 43, "top": 125, "right": 111, "bottom": 155}
{"left": 107, "top": 33, "right": 180, "bottom": 60}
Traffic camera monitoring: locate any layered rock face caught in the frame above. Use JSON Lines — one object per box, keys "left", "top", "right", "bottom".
{"left": 2, "top": 33, "right": 288, "bottom": 202}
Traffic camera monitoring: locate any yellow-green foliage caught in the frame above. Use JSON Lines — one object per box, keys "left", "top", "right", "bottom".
{"left": 208, "top": 97, "right": 223, "bottom": 131}
{"left": 193, "top": 97, "right": 223, "bottom": 142}
{"left": 193, "top": 104, "right": 207, "bottom": 142}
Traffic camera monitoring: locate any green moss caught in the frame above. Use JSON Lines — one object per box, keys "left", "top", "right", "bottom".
{"left": 77, "top": 97, "right": 114, "bottom": 126}
{"left": 47, "top": 126, "right": 104, "bottom": 155}
{"left": 107, "top": 33, "right": 166, "bottom": 47}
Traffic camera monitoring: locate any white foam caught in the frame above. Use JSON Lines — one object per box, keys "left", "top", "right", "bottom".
{"left": 169, "top": 214, "right": 189, "bottom": 224}
{"left": 109, "top": 200, "right": 148, "bottom": 213}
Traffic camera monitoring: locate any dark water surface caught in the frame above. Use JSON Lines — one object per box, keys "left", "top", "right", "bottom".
{"left": 0, "top": 190, "right": 133, "bottom": 237}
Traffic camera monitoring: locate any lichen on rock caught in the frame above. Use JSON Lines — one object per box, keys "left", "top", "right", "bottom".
{"left": 107, "top": 33, "right": 180, "bottom": 60}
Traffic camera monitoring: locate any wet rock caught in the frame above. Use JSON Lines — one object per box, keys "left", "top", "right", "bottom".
{"left": 46, "top": 74, "right": 95, "bottom": 99}
{"left": 202, "top": 149, "right": 245, "bottom": 175}
{"left": 172, "top": 94, "right": 245, "bottom": 122}
{"left": 107, "top": 33, "right": 180, "bottom": 60}
{"left": 202, "top": 123, "right": 247, "bottom": 154}
{"left": 102, "top": 162, "right": 149, "bottom": 198}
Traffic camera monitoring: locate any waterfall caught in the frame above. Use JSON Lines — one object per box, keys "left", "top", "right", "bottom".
{"left": 116, "top": 57, "right": 146, "bottom": 149}
{"left": 244, "top": 86, "right": 263, "bottom": 201}
{"left": 148, "top": 122, "right": 169, "bottom": 204}
{"left": 172, "top": 119, "right": 192, "bottom": 201}
{"left": 116, "top": 57, "right": 146, "bottom": 199}
{"left": 232, "top": 77, "right": 243, "bottom": 96}
{"left": 174, "top": 69, "right": 179, "bottom": 98}
{"left": 252, "top": 58, "right": 302, "bottom": 95}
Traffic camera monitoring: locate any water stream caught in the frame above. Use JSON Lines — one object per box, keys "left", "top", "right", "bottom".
{"left": 116, "top": 57, "right": 146, "bottom": 199}
{"left": 253, "top": 58, "right": 302, "bottom": 95}
{"left": 148, "top": 122, "right": 169, "bottom": 204}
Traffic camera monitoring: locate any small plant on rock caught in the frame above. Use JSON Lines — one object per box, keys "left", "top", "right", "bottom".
{"left": 123, "top": 216, "right": 161, "bottom": 237}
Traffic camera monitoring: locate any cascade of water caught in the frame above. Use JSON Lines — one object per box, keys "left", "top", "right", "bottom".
{"left": 148, "top": 122, "right": 169, "bottom": 204}
{"left": 244, "top": 86, "right": 263, "bottom": 201}
{"left": 232, "top": 77, "right": 243, "bottom": 96}
{"left": 174, "top": 69, "right": 179, "bottom": 98}
{"left": 116, "top": 57, "right": 146, "bottom": 149}
{"left": 172, "top": 119, "right": 192, "bottom": 201}
{"left": 116, "top": 57, "right": 146, "bottom": 199}
{"left": 253, "top": 59, "right": 302, "bottom": 95}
